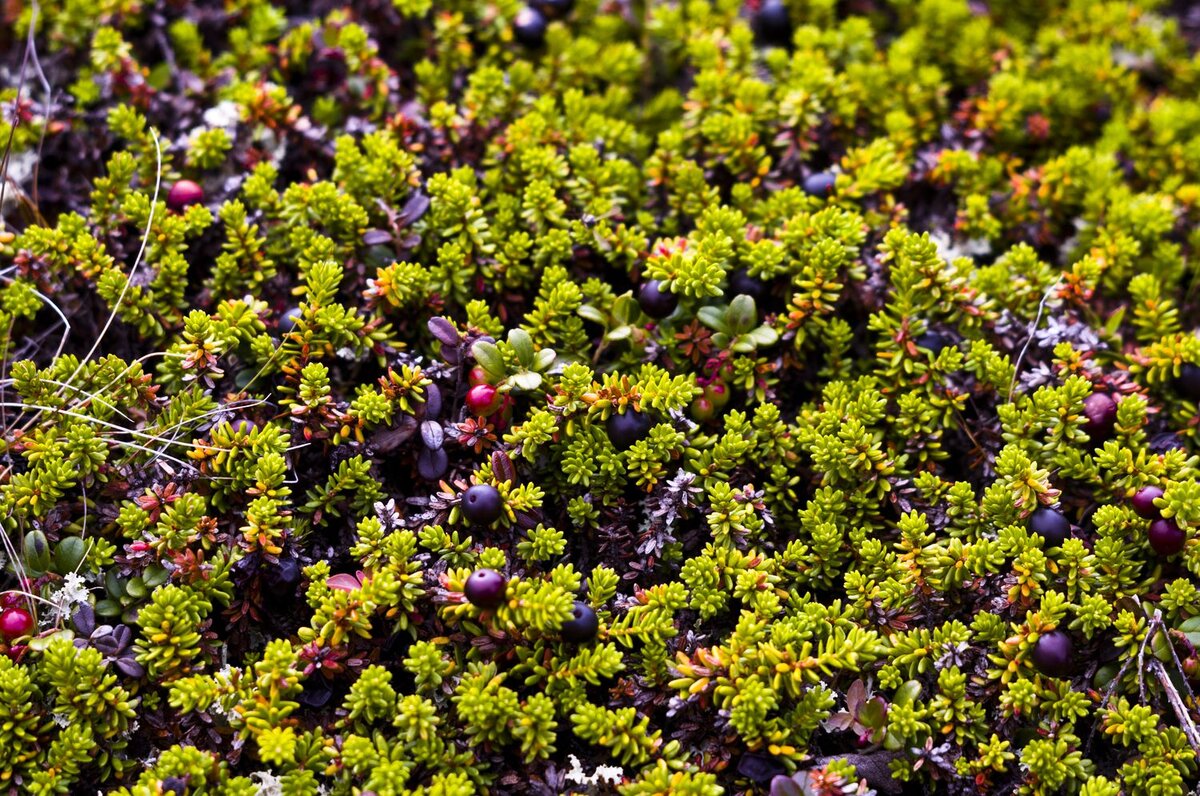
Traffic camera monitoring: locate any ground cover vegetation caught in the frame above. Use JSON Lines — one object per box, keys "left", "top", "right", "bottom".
{"left": 3, "top": 0, "right": 1200, "bottom": 793}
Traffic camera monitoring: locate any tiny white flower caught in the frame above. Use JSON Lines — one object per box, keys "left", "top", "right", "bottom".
{"left": 251, "top": 771, "right": 284, "bottom": 796}
{"left": 202, "top": 100, "right": 242, "bottom": 130}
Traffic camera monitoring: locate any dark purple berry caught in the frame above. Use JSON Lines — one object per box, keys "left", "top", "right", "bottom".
{"left": 160, "top": 778, "right": 188, "bottom": 796}
{"left": 310, "top": 47, "right": 347, "bottom": 93}
{"left": 417, "top": 447, "right": 449, "bottom": 481}
{"left": 461, "top": 484, "right": 504, "bottom": 524}
{"left": 1131, "top": 486, "right": 1165, "bottom": 520}
{"left": 752, "top": 0, "right": 792, "bottom": 47}
{"left": 729, "top": 269, "right": 767, "bottom": 302}
{"left": 464, "top": 568, "right": 507, "bottom": 609}
{"left": 802, "top": 171, "right": 836, "bottom": 197}
{"left": 263, "top": 558, "right": 301, "bottom": 600}
{"left": 232, "top": 419, "right": 256, "bottom": 435}
{"left": 1082, "top": 393, "right": 1117, "bottom": 439}
{"left": 1149, "top": 431, "right": 1187, "bottom": 454}
{"left": 638, "top": 280, "right": 678, "bottom": 319}
{"left": 1028, "top": 507, "right": 1071, "bottom": 547}
{"left": 166, "top": 180, "right": 204, "bottom": 212}
{"left": 1177, "top": 364, "right": 1200, "bottom": 402}
{"left": 737, "top": 752, "right": 786, "bottom": 785}
{"left": 513, "top": 6, "right": 547, "bottom": 47}
{"left": 1030, "top": 630, "right": 1074, "bottom": 677}
{"left": 299, "top": 677, "right": 333, "bottom": 708}
{"left": 560, "top": 601, "right": 598, "bottom": 642}
{"left": 915, "top": 331, "right": 949, "bottom": 356}
{"left": 607, "top": 410, "right": 652, "bottom": 450}
{"left": 1148, "top": 518, "right": 1187, "bottom": 557}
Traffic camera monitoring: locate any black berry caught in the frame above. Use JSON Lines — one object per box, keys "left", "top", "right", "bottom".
{"left": 280, "top": 306, "right": 303, "bottom": 333}
{"left": 1028, "top": 507, "right": 1071, "bottom": 547}
{"left": 1081, "top": 393, "right": 1117, "bottom": 439}
{"left": 1148, "top": 517, "right": 1187, "bottom": 557}
{"left": 802, "top": 170, "right": 836, "bottom": 197}
{"left": 915, "top": 331, "right": 949, "bottom": 356}
{"left": 752, "top": 0, "right": 792, "bottom": 47}
{"left": 736, "top": 752, "right": 786, "bottom": 785}
{"left": 535, "top": 0, "right": 573, "bottom": 17}
{"left": 1131, "top": 486, "right": 1164, "bottom": 519}
{"left": 513, "top": 6, "right": 547, "bottom": 47}
{"left": 607, "top": 410, "right": 653, "bottom": 450}
{"left": 560, "top": 600, "right": 599, "bottom": 642}
{"left": 638, "top": 280, "right": 678, "bottom": 319}
{"left": 464, "top": 568, "right": 507, "bottom": 608}
{"left": 1030, "top": 630, "right": 1074, "bottom": 678}
{"left": 461, "top": 484, "right": 504, "bottom": 524}
{"left": 1177, "top": 363, "right": 1200, "bottom": 401}
{"left": 729, "top": 269, "right": 768, "bottom": 302}
{"left": 166, "top": 180, "right": 204, "bottom": 212}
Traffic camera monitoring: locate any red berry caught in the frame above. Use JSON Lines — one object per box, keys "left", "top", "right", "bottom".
{"left": 0, "top": 607, "right": 34, "bottom": 639}
{"left": 461, "top": 484, "right": 504, "bottom": 524}
{"left": 1148, "top": 518, "right": 1187, "bottom": 557}
{"left": 1030, "top": 630, "right": 1074, "bottom": 677}
{"left": 468, "top": 366, "right": 490, "bottom": 387}
{"left": 465, "top": 384, "right": 502, "bottom": 416}
{"left": 1131, "top": 486, "right": 1165, "bottom": 519}
{"left": 464, "top": 568, "right": 507, "bottom": 608}
{"left": 166, "top": 180, "right": 205, "bottom": 212}
{"left": 703, "top": 381, "right": 731, "bottom": 409}
{"left": 691, "top": 396, "right": 716, "bottom": 422}
{"left": 560, "top": 601, "right": 599, "bottom": 642}
{"left": 1082, "top": 393, "right": 1117, "bottom": 439}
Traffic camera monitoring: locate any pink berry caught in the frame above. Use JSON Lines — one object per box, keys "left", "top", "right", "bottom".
{"left": 468, "top": 366, "right": 489, "bottom": 387}
{"left": 166, "top": 180, "right": 205, "bottom": 212}
{"left": 465, "top": 384, "right": 501, "bottom": 416}
{"left": 0, "top": 607, "right": 34, "bottom": 639}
